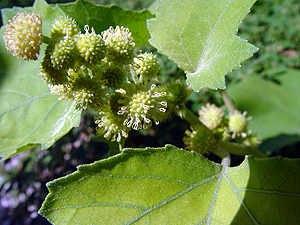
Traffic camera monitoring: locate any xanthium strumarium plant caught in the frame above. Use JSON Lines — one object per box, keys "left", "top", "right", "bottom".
{"left": 1, "top": 0, "right": 299, "bottom": 224}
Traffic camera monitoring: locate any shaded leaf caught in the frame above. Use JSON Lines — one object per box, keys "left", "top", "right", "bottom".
{"left": 39, "top": 145, "right": 300, "bottom": 224}
{"left": 226, "top": 69, "right": 300, "bottom": 140}
{"left": 0, "top": 0, "right": 82, "bottom": 161}
{"left": 147, "top": 0, "right": 258, "bottom": 91}
{"left": 57, "top": 0, "right": 154, "bottom": 46}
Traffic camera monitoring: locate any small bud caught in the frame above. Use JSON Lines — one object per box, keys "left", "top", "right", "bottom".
{"left": 50, "top": 16, "right": 80, "bottom": 38}
{"left": 95, "top": 106, "right": 129, "bottom": 142}
{"left": 132, "top": 52, "right": 159, "bottom": 80}
{"left": 50, "top": 35, "right": 77, "bottom": 69}
{"left": 75, "top": 25, "right": 106, "bottom": 64}
{"left": 159, "top": 80, "right": 188, "bottom": 112}
{"left": 3, "top": 12, "right": 43, "bottom": 61}
{"left": 228, "top": 110, "right": 250, "bottom": 138}
{"left": 70, "top": 73, "right": 106, "bottom": 111}
{"left": 183, "top": 124, "right": 217, "bottom": 154}
{"left": 199, "top": 103, "right": 224, "bottom": 130}
{"left": 39, "top": 45, "right": 69, "bottom": 85}
{"left": 102, "top": 26, "right": 135, "bottom": 65}
{"left": 101, "top": 66, "right": 126, "bottom": 89}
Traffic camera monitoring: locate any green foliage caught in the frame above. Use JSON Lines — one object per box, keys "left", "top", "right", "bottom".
{"left": 227, "top": 69, "right": 300, "bottom": 140}
{"left": 0, "top": 0, "right": 82, "bottom": 161}
{"left": 58, "top": 0, "right": 154, "bottom": 47}
{"left": 39, "top": 145, "right": 300, "bottom": 224}
{"left": 147, "top": 0, "right": 258, "bottom": 91}
{"left": 1, "top": 0, "right": 300, "bottom": 224}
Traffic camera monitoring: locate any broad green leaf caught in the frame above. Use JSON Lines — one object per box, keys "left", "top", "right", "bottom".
{"left": 226, "top": 69, "right": 300, "bottom": 140}
{"left": 39, "top": 145, "right": 300, "bottom": 224}
{"left": 0, "top": 0, "right": 82, "bottom": 161}
{"left": 57, "top": 0, "right": 154, "bottom": 47}
{"left": 147, "top": 0, "right": 258, "bottom": 91}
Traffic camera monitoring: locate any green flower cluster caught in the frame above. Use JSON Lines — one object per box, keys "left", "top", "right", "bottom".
{"left": 183, "top": 104, "right": 260, "bottom": 155}
{"left": 3, "top": 13, "right": 189, "bottom": 143}
{"left": 36, "top": 16, "right": 188, "bottom": 142}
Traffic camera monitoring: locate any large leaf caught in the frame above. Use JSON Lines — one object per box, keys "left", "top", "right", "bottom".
{"left": 0, "top": 0, "right": 82, "bottom": 161}
{"left": 57, "top": 0, "right": 154, "bottom": 47}
{"left": 147, "top": 0, "right": 258, "bottom": 91}
{"left": 226, "top": 69, "right": 300, "bottom": 140}
{"left": 39, "top": 145, "right": 300, "bottom": 224}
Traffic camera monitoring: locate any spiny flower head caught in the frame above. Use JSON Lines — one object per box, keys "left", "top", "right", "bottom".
{"left": 75, "top": 25, "right": 106, "bottom": 64}
{"left": 95, "top": 106, "right": 129, "bottom": 142}
{"left": 3, "top": 12, "right": 43, "bottom": 61}
{"left": 159, "top": 80, "right": 188, "bottom": 112}
{"left": 199, "top": 103, "right": 224, "bottom": 130}
{"left": 102, "top": 26, "right": 135, "bottom": 64}
{"left": 117, "top": 84, "right": 167, "bottom": 130}
{"left": 39, "top": 44, "right": 69, "bottom": 85}
{"left": 183, "top": 124, "right": 217, "bottom": 155}
{"left": 132, "top": 52, "right": 159, "bottom": 80}
{"left": 50, "top": 16, "right": 80, "bottom": 38}
{"left": 228, "top": 110, "right": 251, "bottom": 138}
{"left": 101, "top": 65, "right": 126, "bottom": 89}
{"left": 50, "top": 35, "right": 77, "bottom": 69}
{"left": 69, "top": 72, "right": 106, "bottom": 111}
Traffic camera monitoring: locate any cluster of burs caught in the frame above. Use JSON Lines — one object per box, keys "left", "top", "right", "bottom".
{"left": 37, "top": 16, "right": 189, "bottom": 143}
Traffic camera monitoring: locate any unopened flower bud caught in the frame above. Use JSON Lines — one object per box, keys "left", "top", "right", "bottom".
{"left": 132, "top": 52, "right": 159, "bottom": 80}
{"left": 183, "top": 124, "right": 217, "bottom": 154}
{"left": 102, "top": 26, "right": 135, "bottom": 64}
{"left": 50, "top": 16, "right": 80, "bottom": 38}
{"left": 75, "top": 25, "right": 106, "bottom": 64}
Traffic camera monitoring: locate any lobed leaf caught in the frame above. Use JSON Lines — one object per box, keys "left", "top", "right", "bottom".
{"left": 226, "top": 69, "right": 300, "bottom": 140}
{"left": 39, "top": 145, "right": 300, "bottom": 224}
{"left": 147, "top": 0, "right": 259, "bottom": 91}
{"left": 0, "top": 0, "right": 82, "bottom": 161}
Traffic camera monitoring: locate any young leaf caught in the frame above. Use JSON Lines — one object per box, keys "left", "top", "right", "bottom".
{"left": 57, "top": 0, "right": 154, "bottom": 47}
{"left": 147, "top": 0, "right": 258, "bottom": 91}
{"left": 226, "top": 69, "right": 300, "bottom": 140}
{"left": 0, "top": 0, "right": 82, "bottom": 161}
{"left": 39, "top": 145, "right": 300, "bottom": 224}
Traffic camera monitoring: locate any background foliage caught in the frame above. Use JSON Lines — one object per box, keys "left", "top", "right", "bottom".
{"left": 0, "top": 0, "right": 300, "bottom": 224}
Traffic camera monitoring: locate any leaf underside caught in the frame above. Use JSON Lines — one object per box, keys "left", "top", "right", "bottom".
{"left": 226, "top": 69, "right": 300, "bottom": 140}
{"left": 147, "top": 0, "right": 258, "bottom": 91}
{"left": 39, "top": 145, "right": 300, "bottom": 224}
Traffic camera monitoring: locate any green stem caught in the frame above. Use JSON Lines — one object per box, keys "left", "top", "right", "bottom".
{"left": 217, "top": 140, "right": 266, "bottom": 158}
{"left": 219, "top": 89, "right": 236, "bottom": 114}
{"left": 175, "top": 104, "right": 202, "bottom": 126}
{"left": 108, "top": 138, "right": 125, "bottom": 156}
{"left": 212, "top": 147, "right": 231, "bottom": 167}
{"left": 42, "top": 35, "right": 51, "bottom": 45}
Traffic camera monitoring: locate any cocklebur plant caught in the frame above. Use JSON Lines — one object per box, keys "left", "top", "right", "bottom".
{"left": 1, "top": 0, "right": 300, "bottom": 224}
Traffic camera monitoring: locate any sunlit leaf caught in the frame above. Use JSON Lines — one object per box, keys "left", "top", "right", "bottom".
{"left": 39, "top": 145, "right": 300, "bottom": 224}
{"left": 147, "top": 0, "right": 258, "bottom": 91}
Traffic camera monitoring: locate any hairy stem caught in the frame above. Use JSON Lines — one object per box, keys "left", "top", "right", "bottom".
{"left": 219, "top": 89, "right": 236, "bottom": 114}
{"left": 175, "top": 104, "right": 202, "bottom": 126}
{"left": 212, "top": 147, "right": 231, "bottom": 167}
{"left": 217, "top": 140, "right": 266, "bottom": 158}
